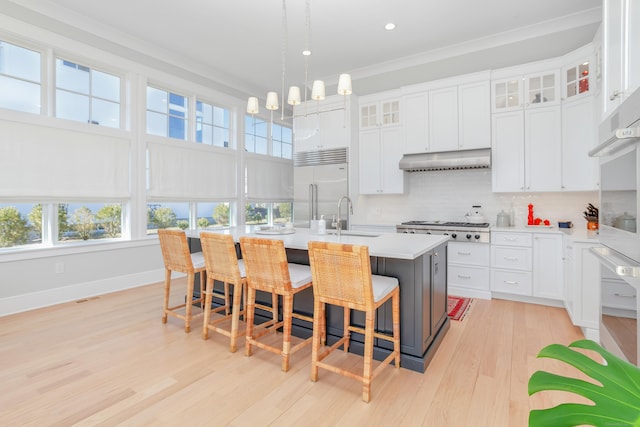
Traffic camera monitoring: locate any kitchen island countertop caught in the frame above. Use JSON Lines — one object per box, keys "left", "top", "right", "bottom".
{"left": 188, "top": 227, "right": 448, "bottom": 260}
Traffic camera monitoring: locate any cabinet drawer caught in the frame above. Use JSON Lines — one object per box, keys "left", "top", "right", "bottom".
{"left": 491, "top": 269, "right": 532, "bottom": 295}
{"left": 448, "top": 265, "right": 490, "bottom": 291}
{"left": 491, "top": 246, "right": 532, "bottom": 270}
{"left": 491, "top": 231, "right": 532, "bottom": 247}
{"left": 602, "top": 278, "right": 637, "bottom": 311}
{"left": 449, "top": 242, "right": 490, "bottom": 266}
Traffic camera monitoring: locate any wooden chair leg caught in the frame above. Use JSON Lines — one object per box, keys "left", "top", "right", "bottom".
{"left": 224, "top": 282, "right": 230, "bottom": 315}
{"left": 320, "top": 301, "right": 326, "bottom": 346}
{"left": 184, "top": 273, "right": 195, "bottom": 333}
{"left": 202, "top": 277, "right": 214, "bottom": 340}
{"left": 281, "top": 294, "right": 294, "bottom": 372}
{"left": 343, "top": 307, "right": 351, "bottom": 352}
{"left": 199, "top": 271, "right": 206, "bottom": 309}
{"left": 245, "top": 287, "right": 256, "bottom": 357}
{"left": 393, "top": 291, "right": 401, "bottom": 368}
{"left": 229, "top": 282, "right": 243, "bottom": 353}
{"left": 310, "top": 298, "right": 323, "bottom": 382}
{"left": 162, "top": 269, "right": 171, "bottom": 323}
{"left": 272, "top": 292, "right": 279, "bottom": 330}
{"left": 362, "top": 310, "right": 375, "bottom": 403}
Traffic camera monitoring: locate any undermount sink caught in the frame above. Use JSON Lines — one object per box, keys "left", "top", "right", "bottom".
{"left": 326, "top": 230, "right": 380, "bottom": 237}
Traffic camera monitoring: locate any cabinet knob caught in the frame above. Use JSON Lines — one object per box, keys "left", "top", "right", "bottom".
{"left": 610, "top": 90, "right": 622, "bottom": 101}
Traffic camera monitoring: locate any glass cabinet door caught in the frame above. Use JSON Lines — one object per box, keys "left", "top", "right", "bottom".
{"left": 360, "top": 104, "right": 377, "bottom": 128}
{"left": 381, "top": 100, "right": 400, "bottom": 125}
{"left": 565, "top": 61, "right": 591, "bottom": 99}
{"left": 525, "top": 71, "right": 559, "bottom": 107}
{"left": 492, "top": 78, "right": 522, "bottom": 112}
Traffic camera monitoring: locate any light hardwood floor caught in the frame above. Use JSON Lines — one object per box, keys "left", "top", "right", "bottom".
{"left": 0, "top": 279, "right": 588, "bottom": 426}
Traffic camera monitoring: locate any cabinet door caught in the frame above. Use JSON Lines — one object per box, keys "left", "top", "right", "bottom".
{"left": 428, "top": 86, "right": 458, "bottom": 152}
{"left": 604, "top": 0, "right": 625, "bottom": 113}
{"left": 562, "top": 96, "right": 599, "bottom": 191}
{"left": 358, "top": 129, "right": 381, "bottom": 194}
{"left": 491, "top": 111, "right": 525, "bottom": 192}
{"left": 381, "top": 99, "right": 401, "bottom": 126}
{"left": 524, "top": 70, "right": 560, "bottom": 108}
{"left": 563, "top": 59, "right": 593, "bottom": 101}
{"left": 402, "top": 91, "right": 429, "bottom": 154}
{"left": 380, "top": 126, "right": 405, "bottom": 194}
{"left": 293, "top": 108, "right": 350, "bottom": 152}
{"left": 525, "top": 106, "right": 561, "bottom": 191}
{"left": 293, "top": 112, "right": 320, "bottom": 152}
{"left": 533, "top": 233, "right": 563, "bottom": 300}
{"left": 492, "top": 77, "right": 523, "bottom": 113}
{"left": 459, "top": 80, "right": 491, "bottom": 150}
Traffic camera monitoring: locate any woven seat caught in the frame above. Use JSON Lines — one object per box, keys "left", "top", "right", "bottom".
{"left": 307, "top": 241, "right": 400, "bottom": 403}
{"left": 199, "top": 232, "right": 247, "bottom": 353}
{"left": 158, "top": 229, "right": 207, "bottom": 333}
{"left": 239, "top": 237, "right": 315, "bottom": 372}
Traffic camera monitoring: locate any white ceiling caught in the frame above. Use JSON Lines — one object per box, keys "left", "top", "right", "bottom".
{"left": 3, "top": 0, "right": 602, "bottom": 100}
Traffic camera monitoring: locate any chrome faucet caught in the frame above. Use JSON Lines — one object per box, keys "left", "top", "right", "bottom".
{"left": 334, "top": 195, "right": 353, "bottom": 237}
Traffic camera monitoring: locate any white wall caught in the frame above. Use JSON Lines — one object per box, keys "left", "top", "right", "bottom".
{"left": 352, "top": 169, "right": 597, "bottom": 228}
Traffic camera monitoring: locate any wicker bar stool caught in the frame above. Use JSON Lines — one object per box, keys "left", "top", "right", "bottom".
{"left": 157, "top": 229, "right": 207, "bottom": 333}
{"left": 199, "top": 232, "right": 246, "bottom": 353}
{"left": 307, "top": 241, "right": 400, "bottom": 403}
{"left": 239, "top": 237, "right": 314, "bottom": 372}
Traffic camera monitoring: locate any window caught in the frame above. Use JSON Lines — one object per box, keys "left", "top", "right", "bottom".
{"left": 245, "top": 202, "right": 292, "bottom": 226}
{"left": 272, "top": 123, "right": 293, "bottom": 159}
{"left": 244, "top": 115, "right": 267, "bottom": 154}
{"left": 55, "top": 59, "right": 121, "bottom": 128}
{"left": 0, "top": 40, "right": 41, "bottom": 114}
{"left": 146, "top": 202, "right": 190, "bottom": 234}
{"left": 197, "top": 202, "right": 233, "bottom": 228}
{"left": 196, "top": 101, "right": 230, "bottom": 148}
{"left": 59, "top": 203, "right": 123, "bottom": 242}
{"left": 0, "top": 203, "right": 41, "bottom": 248}
{"left": 0, "top": 202, "right": 124, "bottom": 249}
{"left": 147, "top": 86, "right": 188, "bottom": 140}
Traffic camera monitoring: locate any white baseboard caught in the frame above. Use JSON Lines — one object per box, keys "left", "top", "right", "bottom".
{"left": 0, "top": 269, "right": 166, "bottom": 317}
{"left": 449, "top": 285, "right": 492, "bottom": 300}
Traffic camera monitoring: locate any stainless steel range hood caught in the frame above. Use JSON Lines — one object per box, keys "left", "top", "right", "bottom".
{"left": 398, "top": 148, "right": 491, "bottom": 172}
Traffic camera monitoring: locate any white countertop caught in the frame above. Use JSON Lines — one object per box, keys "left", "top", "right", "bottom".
{"left": 491, "top": 225, "right": 600, "bottom": 243}
{"left": 189, "top": 227, "right": 448, "bottom": 260}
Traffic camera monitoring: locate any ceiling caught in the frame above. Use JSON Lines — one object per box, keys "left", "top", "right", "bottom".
{"left": 3, "top": 0, "right": 602, "bottom": 101}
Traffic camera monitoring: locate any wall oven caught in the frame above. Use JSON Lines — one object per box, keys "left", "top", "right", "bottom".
{"left": 590, "top": 88, "right": 640, "bottom": 366}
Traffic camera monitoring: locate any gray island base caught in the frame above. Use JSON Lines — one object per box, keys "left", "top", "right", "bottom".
{"left": 188, "top": 228, "right": 450, "bottom": 373}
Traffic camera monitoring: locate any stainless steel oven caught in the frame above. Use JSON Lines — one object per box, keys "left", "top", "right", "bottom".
{"left": 590, "top": 88, "right": 640, "bottom": 366}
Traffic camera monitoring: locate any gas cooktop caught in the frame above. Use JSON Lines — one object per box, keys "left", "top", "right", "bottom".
{"left": 400, "top": 221, "right": 491, "bottom": 228}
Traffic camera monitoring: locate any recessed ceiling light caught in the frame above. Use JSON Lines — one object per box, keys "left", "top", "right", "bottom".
{"left": 385, "top": 23, "right": 396, "bottom": 31}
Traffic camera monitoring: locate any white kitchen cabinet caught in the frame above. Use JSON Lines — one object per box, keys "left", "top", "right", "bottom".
{"left": 402, "top": 73, "right": 490, "bottom": 154}
{"left": 492, "top": 77, "right": 523, "bottom": 113}
{"left": 564, "top": 237, "right": 600, "bottom": 340}
{"left": 428, "top": 86, "right": 458, "bottom": 153}
{"left": 491, "top": 105, "right": 561, "bottom": 192}
{"left": 447, "top": 242, "right": 491, "bottom": 299}
{"left": 562, "top": 50, "right": 593, "bottom": 101}
{"left": 532, "top": 233, "right": 564, "bottom": 300}
{"left": 525, "top": 106, "right": 562, "bottom": 192}
{"left": 458, "top": 80, "right": 491, "bottom": 150}
{"left": 561, "top": 96, "right": 599, "bottom": 191}
{"left": 293, "top": 96, "right": 353, "bottom": 152}
{"left": 358, "top": 125, "right": 405, "bottom": 194}
{"left": 491, "top": 230, "right": 563, "bottom": 302}
{"left": 492, "top": 70, "right": 559, "bottom": 113}
{"left": 359, "top": 92, "right": 405, "bottom": 195}
{"left": 402, "top": 91, "right": 429, "bottom": 154}
{"left": 603, "top": 0, "right": 640, "bottom": 115}
{"left": 491, "top": 231, "right": 533, "bottom": 296}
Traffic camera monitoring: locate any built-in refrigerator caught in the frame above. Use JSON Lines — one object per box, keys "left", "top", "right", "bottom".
{"left": 293, "top": 148, "right": 349, "bottom": 230}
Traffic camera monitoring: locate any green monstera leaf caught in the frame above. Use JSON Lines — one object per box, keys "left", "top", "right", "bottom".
{"left": 528, "top": 339, "right": 640, "bottom": 427}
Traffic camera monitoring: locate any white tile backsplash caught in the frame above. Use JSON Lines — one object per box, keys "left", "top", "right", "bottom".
{"left": 352, "top": 169, "right": 598, "bottom": 228}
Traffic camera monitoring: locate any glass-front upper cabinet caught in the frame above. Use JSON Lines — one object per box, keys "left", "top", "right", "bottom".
{"left": 564, "top": 61, "right": 591, "bottom": 100}
{"left": 360, "top": 94, "right": 400, "bottom": 128}
{"left": 524, "top": 70, "right": 559, "bottom": 107}
{"left": 492, "top": 77, "right": 522, "bottom": 112}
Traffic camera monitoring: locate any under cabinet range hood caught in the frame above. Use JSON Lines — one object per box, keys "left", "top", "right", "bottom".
{"left": 398, "top": 148, "right": 491, "bottom": 172}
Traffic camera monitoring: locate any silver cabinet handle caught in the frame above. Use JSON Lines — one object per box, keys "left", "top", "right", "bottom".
{"left": 504, "top": 237, "right": 517, "bottom": 241}
{"left": 504, "top": 280, "right": 518, "bottom": 285}
{"left": 457, "top": 274, "right": 471, "bottom": 279}
{"left": 504, "top": 256, "right": 519, "bottom": 261}
{"left": 614, "top": 293, "right": 636, "bottom": 298}
{"left": 457, "top": 251, "right": 471, "bottom": 256}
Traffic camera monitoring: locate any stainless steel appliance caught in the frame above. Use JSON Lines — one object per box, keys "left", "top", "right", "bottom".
{"left": 293, "top": 148, "right": 349, "bottom": 229}
{"left": 396, "top": 221, "right": 491, "bottom": 243}
{"left": 589, "top": 88, "right": 640, "bottom": 366}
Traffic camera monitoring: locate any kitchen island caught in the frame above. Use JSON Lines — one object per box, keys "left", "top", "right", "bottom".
{"left": 187, "top": 227, "right": 449, "bottom": 373}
